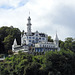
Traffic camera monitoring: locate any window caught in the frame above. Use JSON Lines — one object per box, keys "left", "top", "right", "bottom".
{"left": 29, "top": 28, "right": 30, "bottom": 30}
{"left": 42, "top": 38, "right": 45, "bottom": 40}
{"left": 45, "top": 45, "right": 46, "bottom": 47}
{"left": 33, "top": 37, "right": 35, "bottom": 39}
{"left": 43, "top": 45, "right": 44, "bottom": 47}
{"left": 36, "top": 37, "right": 38, "bottom": 40}
{"left": 36, "top": 34, "right": 38, "bottom": 36}
{"left": 32, "top": 40, "right": 35, "bottom": 43}
{"left": 36, "top": 37, "right": 38, "bottom": 43}
{"left": 39, "top": 38, "right": 41, "bottom": 39}
{"left": 29, "top": 40, "right": 31, "bottom": 42}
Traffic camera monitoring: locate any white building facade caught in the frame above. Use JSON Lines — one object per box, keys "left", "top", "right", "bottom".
{"left": 12, "top": 16, "right": 60, "bottom": 53}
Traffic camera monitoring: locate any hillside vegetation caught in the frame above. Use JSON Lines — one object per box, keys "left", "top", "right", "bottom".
{"left": 0, "top": 49, "right": 75, "bottom": 75}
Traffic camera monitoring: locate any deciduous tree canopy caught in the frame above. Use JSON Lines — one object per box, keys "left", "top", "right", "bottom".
{"left": 0, "top": 49, "right": 75, "bottom": 75}
{"left": 0, "top": 26, "right": 21, "bottom": 54}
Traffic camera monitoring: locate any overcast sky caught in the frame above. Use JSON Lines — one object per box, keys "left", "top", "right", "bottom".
{"left": 0, "top": 0, "right": 75, "bottom": 41}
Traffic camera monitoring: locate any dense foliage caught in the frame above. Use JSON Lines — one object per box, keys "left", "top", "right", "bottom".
{"left": 59, "top": 37, "right": 75, "bottom": 52}
{"left": 0, "top": 26, "right": 21, "bottom": 54}
{"left": 0, "top": 49, "right": 75, "bottom": 75}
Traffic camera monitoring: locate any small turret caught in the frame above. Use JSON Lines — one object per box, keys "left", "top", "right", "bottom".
{"left": 54, "top": 33, "right": 59, "bottom": 47}
{"left": 13, "top": 39, "right": 17, "bottom": 46}
{"left": 12, "top": 38, "right": 17, "bottom": 52}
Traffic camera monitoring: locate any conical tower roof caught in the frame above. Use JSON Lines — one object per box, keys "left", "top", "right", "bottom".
{"left": 55, "top": 33, "right": 59, "bottom": 41}
{"left": 13, "top": 39, "right": 17, "bottom": 45}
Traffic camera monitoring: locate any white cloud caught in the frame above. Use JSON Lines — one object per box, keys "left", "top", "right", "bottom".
{"left": 0, "top": 0, "right": 75, "bottom": 41}
{"left": 0, "top": 0, "right": 28, "bottom": 8}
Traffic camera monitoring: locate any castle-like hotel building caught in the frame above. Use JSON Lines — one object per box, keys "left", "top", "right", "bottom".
{"left": 12, "top": 16, "right": 60, "bottom": 53}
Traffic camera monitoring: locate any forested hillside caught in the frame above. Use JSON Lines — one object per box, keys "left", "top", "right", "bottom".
{"left": 0, "top": 50, "right": 75, "bottom": 75}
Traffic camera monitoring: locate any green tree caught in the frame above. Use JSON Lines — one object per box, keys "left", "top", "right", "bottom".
{"left": 44, "top": 49, "right": 75, "bottom": 75}
{"left": 3, "top": 35, "right": 13, "bottom": 53}
{"left": 9, "top": 28, "right": 21, "bottom": 45}
{"left": 60, "top": 41, "right": 64, "bottom": 49}
{"left": 0, "top": 26, "right": 21, "bottom": 54}
{"left": 24, "top": 62, "right": 41, "bottom": 75}
{"left": 64, "top": 37, "right": 75, "bottom": 52}
{"left": 0, "top": 26, "right": 9, "bottom": 41}
{"left": 48, "top": 36, "right": 53, "bottom": 42}
{"left": 0, "top": 39, "right": 5, "bottom": 54}
{"left": 72, "top": 41, "right": 75, "bottom": 52}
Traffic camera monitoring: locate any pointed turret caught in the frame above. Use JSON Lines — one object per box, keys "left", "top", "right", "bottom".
{"left": 13, "top": 39, "right": 17, "bottom": 46}
{"left": 12, "top": 38, "right": 17, "bottom": 52}
{"left": 55, "top": 33, "right": 59, "bottom": 41}
{"left": 54, "top": 33, "right": 59, "bottom": 47}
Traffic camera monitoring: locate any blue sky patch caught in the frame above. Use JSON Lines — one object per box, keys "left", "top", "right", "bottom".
{"left": 0, "top": 0, "right": 29, "bottom": 9}
{"left": 0, "top": 5, "right": 15, "bottom": 9}
{"left": 18, "top": 0, "right": 29, "bottom": 7}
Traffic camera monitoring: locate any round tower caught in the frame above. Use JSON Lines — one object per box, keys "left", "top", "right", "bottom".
{"left": 27, "top": 16, "right": 32, "bottom": 36}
